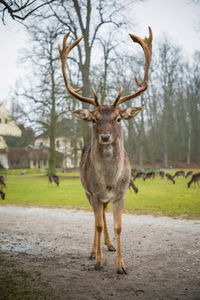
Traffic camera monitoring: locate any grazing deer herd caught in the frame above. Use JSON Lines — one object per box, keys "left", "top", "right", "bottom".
{"left": 130, "top": 170, "right": 200, "bottom": 189}
{"left": 1, "top": 169, "right": 198, "bottom": 205}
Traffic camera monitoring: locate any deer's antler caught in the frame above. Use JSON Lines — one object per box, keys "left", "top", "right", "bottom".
{"left": 58, "top": 32, "right": 99, "bottom": 106}
{"left": 113, "top": 27, "right": 153, "bottom": 107}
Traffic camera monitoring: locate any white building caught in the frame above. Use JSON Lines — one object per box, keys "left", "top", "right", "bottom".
{"left": 34, "top": 136, "right": 83, "bottom": 169}
{"left": 0, "top": 104, "right": 22, "bottom": 169}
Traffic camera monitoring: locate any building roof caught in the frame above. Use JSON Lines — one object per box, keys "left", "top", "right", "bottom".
{"left": 8, "top": 146, "right": 49, "bottom": 161}
{"left": 8, "top": 146, "right": 63, "bottom": 161}
{"left": 0, "top": 104, "right": 22, "bottom": 137}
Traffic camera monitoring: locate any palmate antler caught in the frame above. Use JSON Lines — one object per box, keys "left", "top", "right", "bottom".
{"left": 58, "top": 32, "right": 99, "bottom": 106}
{"left": 59, "top": 28, "right": 152, "bottom": 107}
{"left": 113, "top": 27, "right": 153, "bottom": 107}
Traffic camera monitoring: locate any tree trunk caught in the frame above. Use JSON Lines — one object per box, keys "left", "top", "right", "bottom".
{"left": 139, "top": 145, "right": 143, "bottom": 167}
{"left": 163, "top": 125, "right": 168, "bottom": 168}
{"left": 48, "top": 56, "right": 56, "bottom": 175}
{"left": 187, "top": 116, "right": 192, "bottom": 166}
{"left": 72, "top": 114, "right": 78, "bottom": 168}
{"left": 48, "top": 107, "right": 56, "bottom": 175}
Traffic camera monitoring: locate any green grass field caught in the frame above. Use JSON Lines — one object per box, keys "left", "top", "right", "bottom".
{"left": 1, "top": 170, "right": 200, "bottom": 218}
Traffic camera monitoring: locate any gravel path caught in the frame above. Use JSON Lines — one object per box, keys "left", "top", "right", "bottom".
{"left": 0, "top": 205, "right": 200, "bottom": 299}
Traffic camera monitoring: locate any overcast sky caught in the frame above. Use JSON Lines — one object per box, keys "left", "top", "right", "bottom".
{"left": 133, "top": 0, "right": 200, "bottom": 54}
{"left": 0, "top": 0, "right": 200, "bottom": 104}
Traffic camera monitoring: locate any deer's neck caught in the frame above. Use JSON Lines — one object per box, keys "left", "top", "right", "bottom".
{"left": 91, "top": 135, "right": 124, "bottom": 185}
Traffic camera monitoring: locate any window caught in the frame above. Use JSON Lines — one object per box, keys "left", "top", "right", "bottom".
{"left": 5, "top": 119, "right": 8, "bottom": 124}
{"left": 0, "top": 119, "right": 1, "bottom": 123}
{"left": 40, "top": 142, "right": 43, "bottom": 147}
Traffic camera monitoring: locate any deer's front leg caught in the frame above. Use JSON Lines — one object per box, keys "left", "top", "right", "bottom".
{"left": 89, "top": 226, "right": 97, "bottom": 260}
{"left": 103, "top": 203, "right": 116, "bottom": 252}
{"left": 93, "top": 203, "right": 104, "bottom": 270}
{"left": 113, "top": 201, "right": 127, "bottom": 275}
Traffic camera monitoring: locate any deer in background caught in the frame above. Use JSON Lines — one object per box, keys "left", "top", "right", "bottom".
{"left": 48, "top": 175, "right": 59, "bottom": 186}
{"left": 59, "top": 27, "right": 152, "bottom": 274}
{"left": 129, "top": 179, "right": 138, "bottom": 194}
{"left": 144, "top": 171, "right": 155, "bottom": 180}
{"left": 0, "top": 176, "right": 6, "bottom": 189}
{"left": 0, "top": 189, "right": 5, "bottom": 200}
{"left": 187, "top": 172, "right": 200, "bottom": 188}
{"left": 166, "top": 173, "right": 175, "bottom": 184}
{"left": 134, "top": 171, "right": 146, "bottom": 181}
{"left": 173, "top": 170, "right": 185, "bottom": 179}
{"left": 185, "top": 171, "right": 193, "bottom": 178}
{"left": 0, "top": 176, "right": 6, "bottom": 200}
{"left": 159, "top": 171, "right": 165, "bottom": 178}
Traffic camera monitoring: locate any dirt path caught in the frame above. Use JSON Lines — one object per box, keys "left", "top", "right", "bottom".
{"left": 0, "top": 206, "right": 200, "bottom": 299}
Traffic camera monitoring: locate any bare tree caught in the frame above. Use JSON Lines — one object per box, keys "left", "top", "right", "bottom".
{"left": 0, "top": 0, "right": 57, "bottom": 24}
{"left": 50, "top": 0, "right": 141, "bottom": 143}
{"left": 20, "top": 23, "right": 66, "bottom": 174}
{"left": 156, "top": 36, "right": 182, "bottom": 167}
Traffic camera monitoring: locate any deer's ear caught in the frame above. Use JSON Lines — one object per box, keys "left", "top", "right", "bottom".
{"left": 119, "top": 107, "right": 142, "bottom": 120}
{"left": 72, "top": 109, "right": 92, "bottom": 122}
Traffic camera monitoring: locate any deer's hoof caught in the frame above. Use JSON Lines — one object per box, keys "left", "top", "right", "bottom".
{"left": 108, "top": 246, "right": 116, "bottom": 252}
{"left": 95, "top": 263, "right": 103, "bottom": 271}
{"left": 117, "top": 267, "right": 127, "bottom": 275}
{"left": 89, "top": 253, "right": 95, "bottom": 260}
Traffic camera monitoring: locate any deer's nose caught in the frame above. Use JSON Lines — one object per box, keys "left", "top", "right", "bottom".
{"left": 100, "top": 134, "right": 110, "bottom": 142}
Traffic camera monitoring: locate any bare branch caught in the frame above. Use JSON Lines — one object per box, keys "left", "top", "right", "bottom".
{"left": 0, "top": 0, "right": 58, "bottom": 24}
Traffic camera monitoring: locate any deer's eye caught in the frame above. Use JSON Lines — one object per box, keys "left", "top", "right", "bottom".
{"left": 92, "top": 118, "right": 96, "bottom": 124}
{"left": 116, "top": 117, "right": 121, "bottom": 123}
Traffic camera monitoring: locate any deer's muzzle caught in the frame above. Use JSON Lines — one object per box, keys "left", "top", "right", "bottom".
{"left": 99, "top": 134, "right": 113, "bottom": 144}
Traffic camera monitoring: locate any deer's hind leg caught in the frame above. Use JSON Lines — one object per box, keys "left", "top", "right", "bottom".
{"left": 103, "top": 203, "right": 116, "bottom": 252}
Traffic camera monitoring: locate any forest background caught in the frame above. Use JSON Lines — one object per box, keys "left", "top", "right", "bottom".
{"left": 1, "top": 0, "right": 200, "bottom": 173}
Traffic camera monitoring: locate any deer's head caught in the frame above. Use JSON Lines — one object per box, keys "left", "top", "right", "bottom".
{"left": 73, "top": 105, "right": 142, "bottom": 145}
{"left": 58, "top": 28, "right": 153, "bottom": 145}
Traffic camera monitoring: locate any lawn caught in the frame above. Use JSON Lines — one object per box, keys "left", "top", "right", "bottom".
{"left": 1, "top": 170, "right": 200, "bottom": 218}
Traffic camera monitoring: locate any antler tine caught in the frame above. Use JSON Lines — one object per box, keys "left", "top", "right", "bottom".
{"left": 113, "top": 27, "right": 153, "bottom": 107}
{"left": 58, "top": 32, "right": 99, "bottom": 106}
{"left": 115, "top": 87, "right": 123, "bottom": 103}
{"left": 92, "top": 88, "right": 99, "bottom": 106}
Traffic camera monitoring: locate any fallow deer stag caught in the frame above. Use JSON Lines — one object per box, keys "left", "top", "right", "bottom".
{"left": 59, "top": 27, "right": 152, "bottom": 274}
